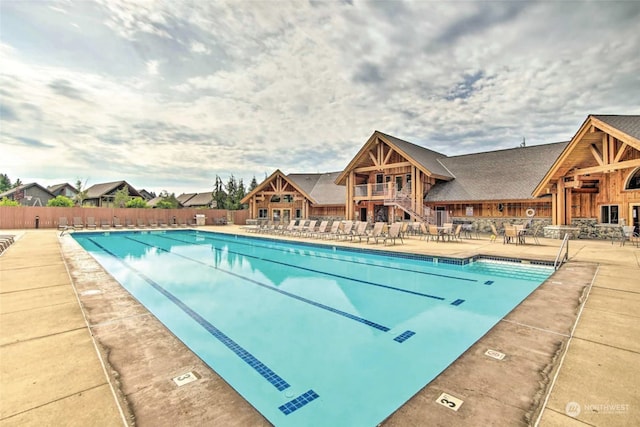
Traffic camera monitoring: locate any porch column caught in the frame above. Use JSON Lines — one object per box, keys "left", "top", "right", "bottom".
{"left": 557, "top": 179, "right": 566, "bottom": 225}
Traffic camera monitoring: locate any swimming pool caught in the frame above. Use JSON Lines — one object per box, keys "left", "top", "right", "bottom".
{"left": 72, "top": 229, "right": 553, "bottom": 426}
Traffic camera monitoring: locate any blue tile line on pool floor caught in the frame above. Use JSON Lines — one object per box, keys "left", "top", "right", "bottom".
{"left": 122, "top": 236, "right": 392, "bottom": 332}
{"left": 88, "top": 238, "right": 293, "bottom": 391}
{"left": 188, "top": 232, "right": 479, "bottom": 284}
{"left": 279, "top": 390, "right": 320, "bottom": 415}
{"left": 393, "top": 330, "right": 416, "bottom": 343}
{"left": 451, "top": 299, "right": 465, "bottom": 306}
{"left": 484, "top": 280, "right": 494, "bottom": 285}
{"left": 157, "top": 234, "right": 448, "bottom": 301}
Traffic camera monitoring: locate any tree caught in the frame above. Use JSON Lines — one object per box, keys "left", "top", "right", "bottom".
{"left": 47, "top": 195, "right": 74, "bottom": 207}
{"left": 13, "top": 178, "right": 22, "bottom": 188}
{"left": 125, "top": 197, "right": 148, "bottom": 208}
{"left": 74, "top": 179, "right": 89, "bottom": 206}
{"left": 225, "top": 175, "right": 238, "bottom": 209}
{"left": 0, "top": 197, "right": 19, "bottom": 206}
{"left": 113, "top": 185, "right": 130, "bottom": 208}
{"left": 0, "top": 174, "right": 11, "bottom": 192}
{"left": 236, "top": 178, "right": 247, "bottom": 209}
{"left": 212, "top": 175, "right": 226, "bottom": 209}
{"left": 248, "top": 176, "right": 258, "bottom": 192}
{"left": 156, "top": 192, "right": 179, "bottom": 209}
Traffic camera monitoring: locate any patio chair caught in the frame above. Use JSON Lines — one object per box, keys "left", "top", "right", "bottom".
{"left": 619, "top": 225, "right": 638, "bottom": 247}
{"left": 58, "top": 217, "right": 69, "bottom": 231}
{"left": 490, "top": 223, "right": 502, "bottom": 242}
{"left": 349, "top": 221, "right": 369, "bottom": 242}
{"left": 503, "top": 225, "right": 518, "bottom": 244}
{"left": 310, "top": 220, "right": 329, "bottom": 238}
{"left": 451, "top": 224, "right": 463, "bottom": 241}
{"left": 336, "top": 221, "right": 354, "bottom": 240}
{"left": 86, "top": 217, "right": 97, "bottom": 230}
{"left": 320, "top": 221, "right": 342, "bottom": 239}
{"left": 383, "top": 222, "right": 403, "bottom": 245}
{"left": 366, "top": 222, "right": 386, "bottom": 244}
{"left": 73, "top": 217, "right": 84, "bottom": 230}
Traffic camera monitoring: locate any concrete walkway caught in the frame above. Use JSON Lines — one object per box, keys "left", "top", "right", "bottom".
{"left": 0, "top": 228, "right": 638, "bottom": 426}
{"left": 0, "top": 230, "right": 128, "bottom": 426}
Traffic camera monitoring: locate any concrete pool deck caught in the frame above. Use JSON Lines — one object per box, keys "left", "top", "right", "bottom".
{"left": 0, "top": 227, "right": 638, "bottom": 426}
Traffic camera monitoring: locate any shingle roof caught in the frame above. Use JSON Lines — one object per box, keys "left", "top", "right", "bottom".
{"left": 182, "top": 192, "right": 213, "bottom": 207}
{"left": 593, "top": 115, "right": 640, "bottom": 140}
{"left": 0, "top": 182, "right": 54, "bottom": 198}
{"left": 85, "top": 181, "right": 141, "bottom": 198}
{"left": 177, "top": 193, "right": 196, "bottom": 204}
{"left": 425, "top": 142, "right": 568, "bottom": 201}
{"left": 288, "top": 172, "right": 345, "bottom": 205}
{"left": 377, "top": 132, "right": 453, "bottom": 179}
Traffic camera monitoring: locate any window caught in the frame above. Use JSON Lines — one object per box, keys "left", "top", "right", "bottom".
{"left": 406, "top": 174, "right": 412, "bottom": 189}
{"left": 283, "top": 195, "right": 294, "bottom": 203}
{"left": 395, "top": 176, "right": 403, "bottom": 191}
{"left": 270, "top": 195, "right": 280, "bottom": 202}
{"left": 272, "top": 209, "right": 281, "bottom": 221}
{"left": 258, "top": 209, "right": 268, "bottom": 219}
{"left": 626, "top": 168, "right": 640, "bottom": 190}
{"left": 601, "top": 205, "right": 619, "bottom": 224}
{"left": 295, "top": 209, "right": 302, "bottom": 219}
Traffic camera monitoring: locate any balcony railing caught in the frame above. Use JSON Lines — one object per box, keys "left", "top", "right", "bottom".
{"left": 354, "top": 183, "right": 411, "bottom": 198}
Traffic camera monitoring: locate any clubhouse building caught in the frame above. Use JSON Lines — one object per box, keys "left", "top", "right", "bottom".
{"left": 242, "top": 115, "right": 640, "bottom": 238}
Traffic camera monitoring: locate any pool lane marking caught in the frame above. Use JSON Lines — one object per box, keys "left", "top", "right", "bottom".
{"left": 156, "top": 234, "right": 447, "bottom": 301}
{"left": 190, "top": 232, "right": 478, "bottom": 283}
{"left": 88, "top": 238, "right": 293, "bottom": 391}
{"left": 121, "top": 236, "right": 392, "bottom": 332}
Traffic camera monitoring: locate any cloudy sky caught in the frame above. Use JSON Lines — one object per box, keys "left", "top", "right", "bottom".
{"left": 2, "top": 0, "right": 639, "bottom": 195}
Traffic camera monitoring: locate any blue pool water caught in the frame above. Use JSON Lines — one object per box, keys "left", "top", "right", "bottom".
{"left": 72, "top": 230, "right": 553, "bottom": 426}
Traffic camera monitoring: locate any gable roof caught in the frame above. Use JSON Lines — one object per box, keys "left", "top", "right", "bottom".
{"left": 0, "top": 182, "right": 55, "bottom": 198}
{"left": 592, "top": 115, "right": 640, "bottom": 141}
{"left": 241, "top": 169, "right": 315, "bottom": 204}
{"left": 426, "top": 142, "right": 568, "bottom": 202}
{"left": 85, "top": 181, "right": 142, "bottom": 198}
{"left": 182, "top": 192, "right": 214, "bottom": 207}
{"left": 47, "top": 183, "right": 78, "bottom": 195}
{"left": 335, "top": 131, "right": 453, "bottom": 185}
{"left": 287, "top": 172, "right": 345, "bottom": 205}
{"left": 377, "top": 132, "right": 453, "bottom": 178}
{"left": 177, "top": 193, "right": 197, "bottom": 204}
{"left": 533, "top": 114, "right": 640, "bottom": 197}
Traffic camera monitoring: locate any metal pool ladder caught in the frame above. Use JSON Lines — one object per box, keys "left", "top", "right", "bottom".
{"left": 554, "top": 233, "right": 570, "bottom": 270}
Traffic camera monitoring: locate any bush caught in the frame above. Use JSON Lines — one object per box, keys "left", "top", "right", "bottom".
{"left": 0, "top": 197, "right": 19, "bottom": 206}
{"left": 126, "top": 197, "right": 148, "bottom": 208}
{"left": 47, "top": 195, "right": 74, "bottom": 207}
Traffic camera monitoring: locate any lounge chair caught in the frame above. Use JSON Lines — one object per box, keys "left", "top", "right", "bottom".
{"left": 319, "top": 221, "right": 341, "bottom": 239}
{"left": 349, "top": 221, "right": 369, "bottom": 242}
{"left": 451, "top": 224, "right": 463, "bottom": 241}
{"left": 277, "top": 220, "right": 297, "bottom": 235}
{"left": 383, "top": 222, "right": 404, "bottom": 245}
{"left": 0, "top": 235, "right": 16, "bottom": 253}
{"left": 148, "top": 219, "right": 158, "bottom": 228}
{"left": 136, "top": 218, "right": 146, "bottom": 228}
{"left": 158, "top": 219, "right": 169, "bottom": 228}
{"left": 178, "top": 217, "right": 188, "bottom": 227}
{"left": 310, "top": 220, "right": 329, "bottom": 238}
{"left": 125, "top": 218, "right": 135, "bottom": 229}
{"left": 335, "top": 220, "right": 354, "bottom": 240}
{"left": 58, "top": 217, "right": 69, "bottom": 231}
{"left": 73, "top": 217, "right": 84, "bottom": 230}
{"left": 113, "top": 217, "right": 123, "bottom": 229}
{"left": 365, "top": 222, "right": 386, "bottom": 244}
{"left": 100, "top": 219, "right": 111, "bottom": 229}
{"left": 86, "top": 217, "right": 97, "bottom": 230}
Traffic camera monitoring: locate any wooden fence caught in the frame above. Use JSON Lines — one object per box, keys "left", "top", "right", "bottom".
{"left": 0, "top": 206, "right": 250, "bottom": 229}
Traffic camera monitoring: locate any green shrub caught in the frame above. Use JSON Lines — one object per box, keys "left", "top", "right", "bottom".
{"left": 126, "top": 197, "right": 148, "bottom": 208}
{"left": 0, "top": 197, "right": 19, "bottom": 206}
{"left": 47, "top": 195, "right": 74, "bottom": 207}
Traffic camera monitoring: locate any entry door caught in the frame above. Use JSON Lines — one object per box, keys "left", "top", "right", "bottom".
{"left": 435, "top": 206, "right": 446, "bottom": 226}
{"left": 282, "top": 209, "right": 291, "bottom": 223}
{"left": 360, "top": 207, "right": 367, "bottom": 222}
{"left": 633, "top": 205, "right": 640, "bottom": 235}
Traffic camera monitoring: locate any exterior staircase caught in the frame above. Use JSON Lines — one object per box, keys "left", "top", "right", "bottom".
{"left": 384, "top": 190, "right": 432, "bottom": 223}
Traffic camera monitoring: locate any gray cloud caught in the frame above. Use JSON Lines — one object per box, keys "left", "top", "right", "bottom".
{"left": 1, "top": 103, "right": 18, "bottom": 121}
{"left": 13, "top": 136, "right": 53, "bottom": 148}
{"left": 48, "top": 79, "right": 88, "bottom": 101}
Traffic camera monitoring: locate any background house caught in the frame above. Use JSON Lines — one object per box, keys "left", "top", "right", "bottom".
{"left": 83, "top": 181, "right": 143, "bottom": 207}
{"left": 47, "top": 183, "right": 79, "bottom": 199}
{"left": 0, "top": 183, "right": 55, "bottom": 206}
{"left": 177, "top": 193, "right": 216, "bottom": 209}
